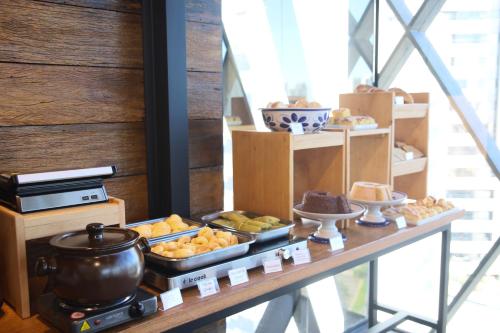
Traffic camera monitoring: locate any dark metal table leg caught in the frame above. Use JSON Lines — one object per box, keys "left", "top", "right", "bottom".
{"left": 369, "top": 259, "right": 379, "bottom": 327}
{"left": 437, "top": 226, "right": 451, "bottom": 333}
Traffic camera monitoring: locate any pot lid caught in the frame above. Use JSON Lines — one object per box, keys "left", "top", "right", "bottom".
{"left": 50, "top": 223, "right": 138, "bottom": 252}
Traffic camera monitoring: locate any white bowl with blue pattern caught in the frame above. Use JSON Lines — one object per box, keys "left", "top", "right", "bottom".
{"left": 261, "top": 108, "right": 331, "bottom": 133}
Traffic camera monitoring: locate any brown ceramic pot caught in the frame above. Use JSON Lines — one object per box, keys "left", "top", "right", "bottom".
{"left": 35, "top": 223, "right": 150, "bottom": 310}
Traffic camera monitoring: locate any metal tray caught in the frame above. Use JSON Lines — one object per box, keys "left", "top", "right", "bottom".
{"left": 200, "top": 210, "right": 294, "bottom": 243}
{"left": 126, "top": 217, "right": 205, "bottom": 243}
{"left": 145, "top": 229, "right": 256, "bottom": 271}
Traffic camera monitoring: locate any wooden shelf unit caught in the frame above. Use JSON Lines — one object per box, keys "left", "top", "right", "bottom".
{"left": 393, "top": 93, "right": 429, "bottom": 198}
{"left": 393, "top": 103, "right": 428, "bottom": 119}
{"left": 337, "top": 93, "right": 394, "bottom": 190}
{"left": 339, "top": 92, "right": 429, "bottom": 199}
{"left": 232, "top": 131, "right": 345, "bottom": 220}
{"left": 0, "top": 198, "right": 125, "bottom": 318}
{"left": 393, "top": 157, "right": 428, "bottom": 177}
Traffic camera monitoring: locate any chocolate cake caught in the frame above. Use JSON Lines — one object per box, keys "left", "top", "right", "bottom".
{"left": 302, "top": 191, "right": 352, "bottom": 214}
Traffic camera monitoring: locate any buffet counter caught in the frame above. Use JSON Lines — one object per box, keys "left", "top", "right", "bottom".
{"left": 0, "top": 209, "right": 464, "bottom": 333}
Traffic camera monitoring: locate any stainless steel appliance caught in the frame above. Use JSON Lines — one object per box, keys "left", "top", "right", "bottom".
{"left": 0, "top": 166, "right": 116, "bottom": 213}
{"left": 37, "top": 288, "right": 157, "bottom": 333}
{"left": 144, "top": 236, "right": 308, "bottom": 290}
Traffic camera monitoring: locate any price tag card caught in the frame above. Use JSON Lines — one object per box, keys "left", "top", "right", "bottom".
{"left": 394, "top": 96, "right": 404, "bottom": 104}
{"left": 197, "top": 277, "right": 220, "bottom": 298}
{"left": 329, "top": 235, "right": 345, "bottom": 252}
{"left": 159, "top": 287, "right": 183, "bottom": 311}
{"left": 404, "top": 151, "right": 414, "bottom": 160}
{"left": 263, "top": 257, "right": 283, "bottom": 274}
{"left": 228, "top": 267, "right": 249, "bottom": 286}
{"left": 395, "top": 216, "right": 407, "bottom": 229}
{"left": 292, "top": 248, "right": 311, "bottom": 265}
{"left": 290, "top": 123, "right": 304, "bottom": 135}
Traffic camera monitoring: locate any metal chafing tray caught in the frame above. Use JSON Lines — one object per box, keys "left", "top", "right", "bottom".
{"left": 126, "top": 217, "right": 205, "bottom": 243}
{"left": 145, "top": 229, "right": 256, "bottom": 271}
{"left": 200, "top": 210, "right": 294, "bottom": 243}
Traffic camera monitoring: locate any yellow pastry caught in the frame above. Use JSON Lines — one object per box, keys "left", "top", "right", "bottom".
{"left": 173, "top": 248, "right": 195, "bottom": 258}
{"left": 191, "top": 236, "right": 208, "bottom": 246}
{"left": 132, "top": 225, "right": 152, "bottom": 238}
{"left": 151, "top": 221, "right": 171, "bottom": 238}
{"left": 151, "top": 245, "right": 164, "bottom": 254}
{"left": 330, "top": 108, "right": 351, "bottom": 120}
{"left": 164, "top": 241, "right": 178, "bottom": 251}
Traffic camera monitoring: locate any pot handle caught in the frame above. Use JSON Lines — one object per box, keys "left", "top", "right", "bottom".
{"left": 137, "top": 237, "right": 151, "bottom": 254}
{"left": 35, "top": 257, "right": 56, "bottom": 276}
{"left": 87, "top": 223, "right": 104, "bottom": 242}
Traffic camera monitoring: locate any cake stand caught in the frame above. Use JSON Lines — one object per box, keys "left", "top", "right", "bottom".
{"left": 349, "top": 191, "right": 407, "bottom": 226}
{"left": 293, "top": 203, "right": 365, "bottom": 242}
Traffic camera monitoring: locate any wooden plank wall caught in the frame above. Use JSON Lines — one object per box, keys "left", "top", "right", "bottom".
{"left": 186, "top": 0, "right": 224, "bottom": 216}
{"left": 0, "top": 0, "right": 223, "bottom": 221}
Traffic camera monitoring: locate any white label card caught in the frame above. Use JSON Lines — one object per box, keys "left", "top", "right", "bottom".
{"left": 394, "top": 96, "right": 404, "bottom": 104}
{"left": 159, "top": 287, "right": 183, "bottom": 311}
{"left": 197, "top": 277, "right": 220, "bottom": 298}
{"left": 329, "top": 235, "right": 345, "bottom": 252}
{"left": 263, "top": 257, "right": 283, "bottom": 274}
{"left": 292, "top": 248, "right": 311, "bottom": 265}
{"left": 290, "top": 123, "right": 304, "bottom": 135}
{"left": 395, "top": 216, "right": 407, "bottom": 229}
{"left": 405, "top": 151, "right": 414, "bottom": 160}
{"left": 228, "top": 267, "right": 249, "bottom": 286}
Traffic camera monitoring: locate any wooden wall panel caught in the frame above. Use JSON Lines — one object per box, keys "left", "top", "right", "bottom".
{"left": 189, "top": 119, "right": 223, "bottom": 168}
{"left": 0, "top": 63, "right": 144, "bottom": 126}
{"left": 187, "top": 21, "right": 222, "bottom": 72}
{"left": 0, "top": 0, "right": 142, "bottom": 68}
{"left": 190, "top": 167, "right": 223, "bottom": 215}
{"left": 188, "top": 71, "right": 223, "bottom": 119}
{"left": 186, "top": 0, "right": 223, "bottom": 217}
{"left": 40, "top": 0, "right": 142, "bottom": 13}
{"left": 186, "top": 0, "right": 221, "bottom": 24}
{"left": 105, "top": 175, "right": 148, "bottom": 222}
{"left": 0, "top": 123, "right": 146, "bottom": 177}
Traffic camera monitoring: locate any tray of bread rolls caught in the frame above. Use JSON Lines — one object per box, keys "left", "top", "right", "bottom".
{"left": 201, "top": 211, "right": 294, "bottom": 243}
{"left": 127, "top": 214, "right": 205, "bottom": 243}
{"left": 146, "top": 227, "right": 256, "bottom": 271}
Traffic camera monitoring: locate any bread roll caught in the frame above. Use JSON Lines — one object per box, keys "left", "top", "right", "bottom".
{"left": 151, "top": 221, "right": 171, "bottom": 238}
{"left": 388, "top": 87, "right": 414, "bottom": 104}
{"left": 354, "top": 84, "right": 373, "bottom": 93}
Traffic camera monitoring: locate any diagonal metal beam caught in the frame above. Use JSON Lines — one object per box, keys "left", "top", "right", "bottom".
{"left": 378, "top": 0, "right": 445, "bottom": 88}
{"left": 366, "top": 311, "right": 409, "bottom": 333}
{"left": 410, "top": 31, "right": 500, "bottom": 178}
{"left": 349, "top": 1, "right": 375, "bottom": 75}
{"left": 447, "top": 237, "right": 500, "bottom": 320}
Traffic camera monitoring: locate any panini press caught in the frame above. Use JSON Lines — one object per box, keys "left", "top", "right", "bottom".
{"left": 144, "top": 236, "right": 308, "bottom": 291}
{"left": 0, "top": 166, "right": 116, "bottom": 213}
{"left": 37, "top": 289, "right": 157, "bottom": 333}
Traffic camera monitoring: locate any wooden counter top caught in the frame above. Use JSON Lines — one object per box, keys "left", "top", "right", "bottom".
{"left": 0, "top": 209, "right": 464, "bottom": 333}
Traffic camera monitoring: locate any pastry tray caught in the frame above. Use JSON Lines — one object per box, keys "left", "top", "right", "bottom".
{"left": 126, "top": 217, "right": 205, "bottom": 243}
{"left": 200, "top": 210, "right": 294, "bottom": 243}
{"left": 145, "top": 229, "right": 256, "bottom": 271}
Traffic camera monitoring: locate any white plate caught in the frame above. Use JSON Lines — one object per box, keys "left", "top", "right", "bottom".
{"left": 326, "top": 123, "right": 378, "bottom": 130}
{"left": 293, "top": 203, "right": 365, "bottom": 222}
{"left": 348, "top": 191, "right": 407, "bottom": 207}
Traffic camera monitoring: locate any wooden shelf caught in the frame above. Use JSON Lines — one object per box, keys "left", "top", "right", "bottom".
{"left": 348, "top": 127, "right": 391, "bottom": 137}
{"left": 292, "top": 131, "right": 344, "bottom": 150}
{"left": 393, "top": 157, "right": 427, "bottom": 177}
{"left": 393, "top": 103, "right": 428, "bottom": 119}
{"left": 232, "top": 130, "right": 345, "bottom": 220}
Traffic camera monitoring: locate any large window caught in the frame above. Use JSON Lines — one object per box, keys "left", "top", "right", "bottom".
{"left": 222, "top": 0, "right": 499, "bottom": 331}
